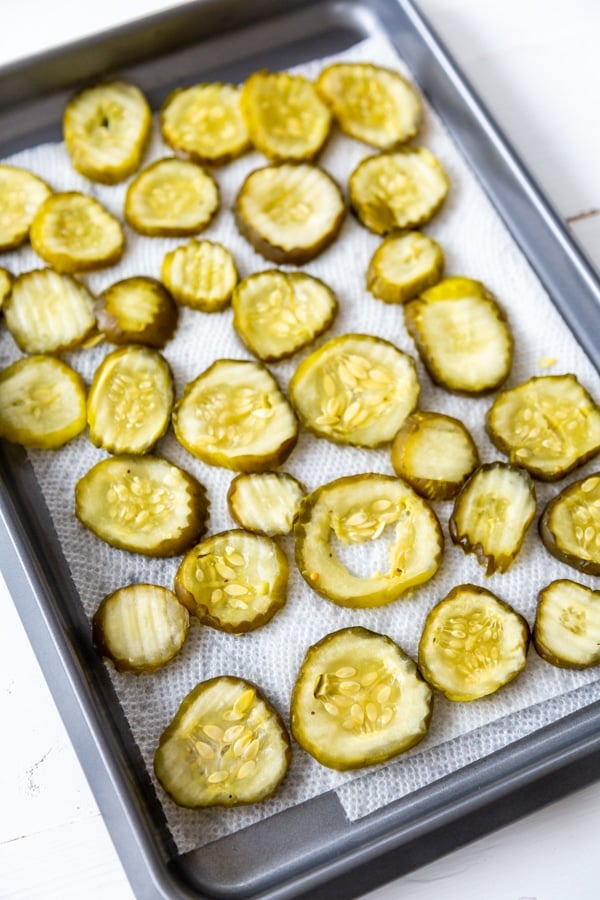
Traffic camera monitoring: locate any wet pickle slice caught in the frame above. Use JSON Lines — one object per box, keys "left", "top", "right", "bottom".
{"left": 154, "top": 676, "right": 291, "bottom": 807}
{"left": 294, "top": 473, "right": 443, "bottom": 608}
{"left": 291, "top": 627, "right": 432, "bottom": 770}
{"left": 391, "top": 411, "right": 479, "bottom": 501}
{"left": 227, "top": 471, "right": 305, "bottom": 536}
{"left": 289, "top": 333, "right": 419, "bottom": 447}
{"left": 30, "top": 192, "right": 124, "bottom": 273}
{"left": 367, "top": 231, "right": 444, "bottom": 304}
{"left": 349, "top": 148, "right": 449, "bottom": 235}
{"left": 234, "top": 163, "right": 345, "bottom": 264}
{"left": 316, "top": 63, "right": 422, "bottom": 150}
{"left": 240, "top": 70, "right": 332, "bottom": 162}
{"left": 75, "top": 455, "right": 208, "bottom": 556}
{"left": 175, "top": 529, "right": 288, "bottom": 633}
{"left": 172, "top": 359, "right": 298, "bottom": 471}
{"left": 63, "top": 81, "right": 151, "bottom": 184}
{"left": 0, "top": 355, "right": 86, "bottom": 448}
{"left": 533, "top": 579, "right": 600, "bottom": 669}
{"left": 162, "top": 239, "right": 238, "bottom": 312}
{"left": 404, "top": 277, "right": 513, "bottom": 394}
{"left": 0, "top": 164, "right": 51, "bottom": 251}
{"left": 0, "top": 267, "right": 13, "bottom": 311}
{"left": 161, "top": 82, "right": 249, "bottom": 165}
{"left": 450, "top": 462, "right": 536, "bottom": 575}
{"left": 96, "top": 276, "right": 178, "bottom": 348}
{"left": 539, "top": 472, "right": 600, "bottom": 575}
{"left": 418, "top": 584, "right": 530, "bottom": 701}
{"left": 125, "top": 158, "right": 219, "bottom": 237}
{"left": 87, "top": 345, "right": 174, "bottom": 454}
{"left": 486, "top": 374, "right": 600, "bottom": 481}
{"left": 93, "top": 583, "right": 189, "bottom": 673}
{"left": 232, "top": 270, "right": 337, "bottom": 361}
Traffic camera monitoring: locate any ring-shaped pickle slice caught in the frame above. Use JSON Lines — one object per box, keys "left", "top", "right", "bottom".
{"left": 0, "top": 165, "right": 51, "bottom": 251}
{"left": 294, "top": 473, "right": 443, "bottom": 608}
{"left": 227, "top": 471, "right": 305, "bottom": 536}
{"left": 96, "top": 276, "right": 178, "bottom": 348}
{"left": 533, "top": 579, "right": 600, "bottom": 669}
{"left": 161, "top": 82, "right": 249, "bottom": 165}
{"left": 367, "top": 231, "right": 444, "bottom": 304}
{"left": 291, "top": 627, "right": 432, "bottom": 770}
{"left": 162, "top": 239, "right": 238, "bottom": 313}
{"left": 0, "top": 267, "right": 13, "bottom": 312}
{"left": 539, "top": 472, "right": 600, "bottom": 576}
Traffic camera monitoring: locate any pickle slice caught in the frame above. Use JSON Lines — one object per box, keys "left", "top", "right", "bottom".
{"left": 175, "top": 529, "right": 288, "bottom": 633}
{"left": 232, "top": 270, "right": 337, "bottom": 362}
{"left": 316, "top": 63, "right": 422, "bottom": 150}
{"left": 486, "top": 374, "right": 600, "bottom": 481}
{"left": 294, "top": 473, "right": 443, "bottom": 608}
{"left": 450, "top": 462, "right": 536, "bottom": 575}
{"left": 349, "top": 148, "right": 449, "bottom": 235}
{"left": 3, "top": 268, "right": 96, "bottom": 354}
{"left": 161, "top": 82, "right": 249, "bottom": 165}
{"left": 30, "top": 192, "right": 124, "bottom": 273}
{"left": 93, "top": 583, "right": 189, "bottom": 673}
{"left": 0, "top": 164, "right": 51, "bottom": 251}
{"left": 125, "top": 158, "right": 219, "bottom": 237}
{"left": 539, "top": 472, "right": 600, "bottom": 575}
{"left": 63, "top": 81, "right": 151, "bottom": 184}
{"left": 241, "top": 70, "right": 332, "bottom": 162}
{"left": 404, "top": 277, "right": 513, "bottom": 394}
{"left": 0, "top": 267, "right": 13, "bottom": 312}
{"left": 0, "top": 355, "right": 86, "bottom": 449}
{"left": 96, "top": 276, "right": 178, "bottom": 348}
{"left": 291, "top": 627, "right": 432, "bottom": 770}
{"left": 289, "top": 333, "right": 419, "bottom": 447}
{"left": 367, "top": 231, "right": 444, "bottom": 304}
{"left": 391, "top": 411, "right": 479, "bottom": 501}
{"left": 227, "top": 471, "right": 305, "bottom": 536}
{"left": 154, "top": 676, "right": 291, "bottom": 808}
{"left": 75, "top": 455, "right": 209, "bottom": 556}
{"left": 418, "top": 584, "right": 530, "bottom": 701}
{"left": 234, "top": 163, "right": 345, "bottom": 264}
{"left": 162, "top": 239, "right": 238, "bottom": 313}
{"left": 533, "top": 579, "right": 600, "bottom": 669}
{"left": 173, "top": 359, "right": 298, "bottom": 472}
{"left": 87, "top": 345, "right": 174, "bottom": 455}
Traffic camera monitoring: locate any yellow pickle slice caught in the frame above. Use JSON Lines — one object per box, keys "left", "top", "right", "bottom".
{"left": 294, "top": 473, "right": 443, "bottom": 608}
{"left": 418, "top": 584, "right": 530, "bottom": 701}
{"left": 154, "top": 676, "right": 291, "bottom": 807}
{"left": 227, "top": 471, "right": 305, "bottom": 536}
{"left": 291, "top": 627, "right": 432, "bottom": 770}
{"left": 533, "top": 579, "right": 600, "bottom": 669}
{"left": 93, "top": 583, "right": 190, "bottom": 673}
{"left": 367, "top": 230, "right": 444, "bottom": 304}
{"left": 539, "top": 472, "right": 600, "bottom": 576}
{"left": 96, "top": 276, "right": 178, "bottom": 348}
{"left": 289, "top": 333, "right": 419, "bottom": 447}
{"left": 0, "top": 164, "right": 51, "bottom": 251}
{"left": 161, "top": 82, "right": 249, "bottom": 165}
{"left": 0, "top": 267, "right": 13, "bottom": 311}
{"left": 175, "top": 529, "right": 288, "bottom": 633}
{"left": 162, "top": 239, "right": 238, "bottom": 312}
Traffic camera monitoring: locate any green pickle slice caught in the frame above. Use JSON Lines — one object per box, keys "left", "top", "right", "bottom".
{"left": 367, "top": 231, "right": 444, "bottom": 304}
{"left": 0, "top": 267, "right": 13, "bottom": 311}
{"left": 227, "top": 471, "right": 305, "bottom": 536}
{"left": 533, "top": 579, "right": 600, "bottom": 669}
{"left": 539, "top": 472, "right": 600, "bottom": 575}
{"left": 161, "top": 83, "right": 249, "bottom": 166}
{"left": 96, "top": 276, "right": 178, "bottom": 348}
{"left": 162, "top": 239, "right": 238, "bottom": 312}
{"left": 291, "top": 627, "right": 432, "bottom": 770}
{"left": 0, "top": 165, "right": 52, "bottom": 251}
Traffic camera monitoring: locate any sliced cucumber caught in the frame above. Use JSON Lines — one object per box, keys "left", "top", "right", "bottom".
{"left": 367, "top": 230, "right": 444, "bottom": 303}
{"left": 0, "top": 164, "right": 51, "bottom": 251}
{"left": 533, "top": 579, "right": 600, "bottom": 669}
{"left": 227, "top": 471, "right": 305, "bottom": 536}
{"left": 539, "top": 472, "right": 600, "bottom": 575}
{"left": 161, "top": 239, "right": 238, "bottom": 313}
{"left": 96, "top": 276, "right": 178, "bottom": 348}
{"left": 161, "top": 82, "right": 249, "bottom": 165}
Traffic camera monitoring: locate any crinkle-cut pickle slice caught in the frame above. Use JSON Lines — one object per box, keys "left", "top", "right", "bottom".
{"left": 0, "top": 164, "right": 51, "bottom": 251}
{"left": 404, "top": 276, "right": 513, "bottom": 395}
{"left": 289, "top": 333, "right": 419, "bottom": 447}
{"left": 172, "top": 359, "right": 298, "bottom": 472}
{"left": 316, "top": 62, "right": 422, "bottom": 150}
{"left": 539, "top": 472, "right": 600, "bottom": 576}
{"left": 450, "top": 462, "right": 536, "bottom": 575}
{"left": 162, "top": 239, "right": 238, "bottom": 313}
{"left": 391, "top": 411, "right": 479, "bottom": 502}
{"left": 154, "top": 676, "right": 291, "bottom": 808}
{"left": 291, "top": 627, "right": 432, "bottom": 770}
{"left": 87, "top": 345, "right": 174, "bottom": 455}
{"left": 0, "top": 267, "right": 13, "bottom": 311}
{"left": 349, "top": 148, "right": 449, "bottom": 235}
{"left": 63, "top": 81, "right": 151, "bottom": 184}
{"left": 0, "top": 355, "right": 86, "bottom": 449}
{"left": 3, "top": 268, "right": 96, "bottom": 354}
{"left": 125, "top": 158, "right": 219, "bottom": 237}
{"left": 232, "top": 270, "right": 337, "bottom": 362}
{"left": 75, "top": 455, "right": 208, "bottom": 557}
{"left": 486, "top": 374, "right": 600, "bottom": 481}
{"left": 161, "top": 82, "right": 249, "bottom": 165}
{"left": 234, "top": 163, "right": 345, "bottom": 264}
{"left": 93, "top": 583, "right": 189, "bottom": 673}
{"left": 96, "top": 276, "right": 178, "bottom": 348}
{"left": 294, "top": 473, "right": 443, "bottom": 608}
{"left": 30, "top": 192, "right": 124, "bottom": 273}
{"left": 227, "top": 471, "right": 305, "bottom": 536}
{"left": 175, "top": 529, "right": 288, "bottom": 633}
{"left": 241, "top": 70, "right": 332, "bottom": 162}
{"left": 367, "top": 231, "right": 444, "bottom": 304}
{"left": 418, "top": 584, "right": 530, "bottom": 702}
{"left": 533, "top": 579, "right": 600, "bottom": 669}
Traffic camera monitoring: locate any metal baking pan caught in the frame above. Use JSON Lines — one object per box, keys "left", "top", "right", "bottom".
{"left": 1, "top": 1, "right": 600, "bottom": 897}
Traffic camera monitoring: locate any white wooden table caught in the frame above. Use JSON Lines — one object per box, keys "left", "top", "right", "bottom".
{"left": 1, "top": 1, "right": 600, "bottom": 898}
